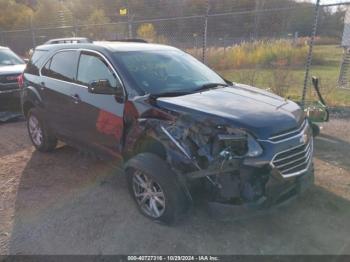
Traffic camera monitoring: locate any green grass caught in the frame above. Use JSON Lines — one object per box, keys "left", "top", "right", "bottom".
{"left": 312, "top": 44, "right": 343, "bottom": 66}
{"left": 217, "top": 45, "right": 350, "bottom": 107}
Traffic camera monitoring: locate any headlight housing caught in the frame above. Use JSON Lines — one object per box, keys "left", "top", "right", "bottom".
{"left": 246, "top": 134, "right": 263, "bottom": 157}
{"left": 162, "top": 120, "right": 263, "bottom": 160}
{"left": 216, "top": 130, "right": 263, "bottom": 158}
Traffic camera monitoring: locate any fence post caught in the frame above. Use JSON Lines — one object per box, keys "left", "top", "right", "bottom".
{"left": 73, "top": 18, "right": 79, "bottom": 37}
{"left": 253, "top": 0, "right": 265, "bottom": 40}
{"left": 127, "top": 0, "right": 133, "bottom": 39}
{"left": 128, "top": 19, "right": 133, "bottom": 38}
{"left": 302, "top": 0, "right": 321, "bottom": 106}
{"left": 202, "top": 0, "right": 210, "bottom": 63}
{"left": 0, "top": 30, "right": 4, "bottom": 46}
{"left": 30, "top": 16, "right": 36, "bottom": 48}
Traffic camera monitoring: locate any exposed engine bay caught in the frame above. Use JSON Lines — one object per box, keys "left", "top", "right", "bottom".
{"left": 155, "top": 114, "right": 269, "bottom": 205}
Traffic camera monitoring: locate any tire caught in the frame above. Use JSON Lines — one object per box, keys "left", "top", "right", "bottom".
{"left": 27, "top": 108, "right": 57, "bottom": 152}
{"left": 125, "top": 153, "right": 190, "bottom": 224}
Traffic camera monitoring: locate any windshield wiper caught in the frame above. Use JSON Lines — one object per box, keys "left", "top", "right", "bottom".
{"left": 150, "top": 91, "right": 192, "bottom": 98}
{"left": 193, "top": 83, "right": 228, "bottom": 93}
{"left": 150, "top": 83, "right": 228, "bottom": 98}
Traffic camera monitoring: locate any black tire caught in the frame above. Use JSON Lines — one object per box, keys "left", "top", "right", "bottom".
{"left": 27, "top": 108, "right": 57, "bottom": 152}
{"left": 125, "top": 153, "right": 190, "bottom": 224}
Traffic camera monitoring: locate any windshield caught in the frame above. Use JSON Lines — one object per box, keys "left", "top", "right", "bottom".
{"left": 0, "top": 49, "right": 24, "bottom": 66}
{"left": 113, "top": 50, "right": 226, "bottom": 95}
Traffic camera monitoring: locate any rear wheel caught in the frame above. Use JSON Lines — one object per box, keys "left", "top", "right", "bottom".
{"left": 125, "top": 153, "right": 190, "bottom": 224}
{"left": 27, "top": 108, "right": 57, "bottom": 152}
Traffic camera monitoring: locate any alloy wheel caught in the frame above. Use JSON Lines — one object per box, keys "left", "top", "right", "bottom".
{"left": 28, "top": 115, "right": 43, "bottom": 146}
{"left": 132, "top": 170, "right": 166, "bottom": 218}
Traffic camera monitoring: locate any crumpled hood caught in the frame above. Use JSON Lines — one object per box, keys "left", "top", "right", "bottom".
{"left": 0, "top": 64, "right": 26, "bottom": 75}
{"left": 156, "top": 84, "right": 304, "bottom": 139}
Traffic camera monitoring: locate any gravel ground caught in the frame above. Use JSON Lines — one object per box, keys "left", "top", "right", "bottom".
{"left": 0, "top": 118, "right": 350, "bottom": 255}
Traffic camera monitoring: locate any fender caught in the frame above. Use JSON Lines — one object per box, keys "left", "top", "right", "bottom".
{"left": 26, "top": 85, "right": 42, "bottom": 102}
{"left": 22, "top": 84, "right": 44, "bottom": 111}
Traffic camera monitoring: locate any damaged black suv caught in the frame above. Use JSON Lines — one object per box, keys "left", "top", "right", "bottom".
{"left": 21, "top": 41, "right": 314, "bottom": 223}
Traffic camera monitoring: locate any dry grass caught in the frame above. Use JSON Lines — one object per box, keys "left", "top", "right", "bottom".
{"left": 188, "top": 40, "right": 325, "bottom": 71}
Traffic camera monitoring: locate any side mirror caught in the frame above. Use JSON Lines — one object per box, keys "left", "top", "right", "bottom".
{"left": 23, "top": 58, "right": 29, "bottom": 64}
{"left": 88, "top": 79, "right": 124, "bottom": 99}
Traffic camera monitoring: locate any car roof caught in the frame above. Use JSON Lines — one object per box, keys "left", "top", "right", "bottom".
{"left": 35, "top": 41, "right": 179, "bottom": 53}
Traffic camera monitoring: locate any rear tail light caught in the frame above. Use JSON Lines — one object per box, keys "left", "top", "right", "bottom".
{"left": 17, "top": 73, "right": 24, "bottom": 89}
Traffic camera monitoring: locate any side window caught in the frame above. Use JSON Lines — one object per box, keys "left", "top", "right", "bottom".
{"left": 41, "top": 50, "right": 78, "bottom": 82}
{"left": 77, "top": 53, "right": 120, "bottom": 89}
{"left": 41, "top": 58, "right": 51, "bottom": 76}
{"left": 26, "top": 50, "right": 48, "bottom": 75}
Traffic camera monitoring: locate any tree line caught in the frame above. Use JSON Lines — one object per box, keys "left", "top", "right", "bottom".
{"left": 0, "top": 0, "right": 346, "bottom": 40}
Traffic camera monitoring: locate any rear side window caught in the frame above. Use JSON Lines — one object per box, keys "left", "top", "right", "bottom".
{"left": 31, "top": 50, "right": 47, "bottom": 64}
{"left": 77, "top": 52, "right": 120, "bottom": 88}
{"left": 42, "top": 50, "right": 78, "bottom": 82}
{"left": 26, "top": 50, "right": 48, "bottom": 75}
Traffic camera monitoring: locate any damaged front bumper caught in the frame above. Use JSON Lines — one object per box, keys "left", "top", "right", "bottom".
{"left": 193, "top": 161, "right": 314, "bottom": 210}
{"left": 206, "top": 164, "right": 314, "bottom": 219}
{"left": 187, "top": 132, "right": 314, "bottom": 210}
{"left": 145, "top": 112, "right": 314, "bottom": 212}
{"left": 163, "top": 125, "right": 313, "bottom": 208}
{"left": 254, "top": 163, "right": 314, "bottom": 209}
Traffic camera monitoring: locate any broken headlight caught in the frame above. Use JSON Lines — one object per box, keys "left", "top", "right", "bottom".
{"left": 216, "top": 132, "right": 263, "bottom": 158}
{"left": 216, "top": 133, "right": 248, "bottom": 157}
{"left": 162, "top": 121, "right": 263, "bottom": 162}
{"left": 246, "top": 134, "right": 263, "bottom": 157}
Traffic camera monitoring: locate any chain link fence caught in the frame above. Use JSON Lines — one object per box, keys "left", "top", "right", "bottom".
{"left": 0, "top": 3, "right": 316, "bottom": 56}
{"left": 306, "top": 1, "right": 350, "bottom": 107}
{"left": 1, "top": 0, "right": 349, "bottom": 105}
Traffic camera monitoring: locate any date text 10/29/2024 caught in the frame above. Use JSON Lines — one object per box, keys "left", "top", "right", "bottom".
{"left": 127, "top": 256, "right": 220, "bottom": 261}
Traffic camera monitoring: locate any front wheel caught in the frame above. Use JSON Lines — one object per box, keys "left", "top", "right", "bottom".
{"left": 125, "top": 153, "right": 190, "bottom": 224}
{"left": 27, "top": 108, "right": 57, "bottom": 152}
{"left": 131, "top": 169, "right": 167, "bottom": 218}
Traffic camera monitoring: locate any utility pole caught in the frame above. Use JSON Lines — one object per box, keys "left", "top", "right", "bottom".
{"left": 127, "top": 0, "right": 133, "bottom": 38}
{"left": 253, "top": 0, "right": 265, "bottom": 40}
{"left": 202, "top": 0, "right": 210, "bottom": 63}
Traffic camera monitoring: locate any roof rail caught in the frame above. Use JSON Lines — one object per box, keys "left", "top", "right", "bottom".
{"left": 44, "top": 37, "right": 93, "bottom": 45}
{"left": 108, "top": 38, "right": 148, "bottom": 43}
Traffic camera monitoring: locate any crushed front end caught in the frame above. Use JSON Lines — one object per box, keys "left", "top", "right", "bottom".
{"left": 155, "top": 113, "right": 314, "bottom": 209}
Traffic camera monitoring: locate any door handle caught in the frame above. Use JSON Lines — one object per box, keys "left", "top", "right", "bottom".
{"left": 71, "top": 94, "right": 81, "bottom": 104}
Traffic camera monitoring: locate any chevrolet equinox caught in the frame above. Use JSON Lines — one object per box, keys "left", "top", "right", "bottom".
{"left": 21, "top": 41, "right": 314, "bottom": 224}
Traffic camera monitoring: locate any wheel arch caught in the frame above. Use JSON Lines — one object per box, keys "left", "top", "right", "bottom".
{"left": 22, "top": 84, "right": 43, "bottom": 118}
{"left": 22, "top": 100, "right": 35, "bottom": 118}
{"left": 128, "top": 135, "right": 167, "bottom": 161}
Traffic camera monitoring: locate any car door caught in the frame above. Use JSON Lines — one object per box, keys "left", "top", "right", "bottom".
{"left": 40, "top": 50, "right": 79, "bottom": 138}
{"left": 69, "top": 50, "right": 125, "bottom": 157}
